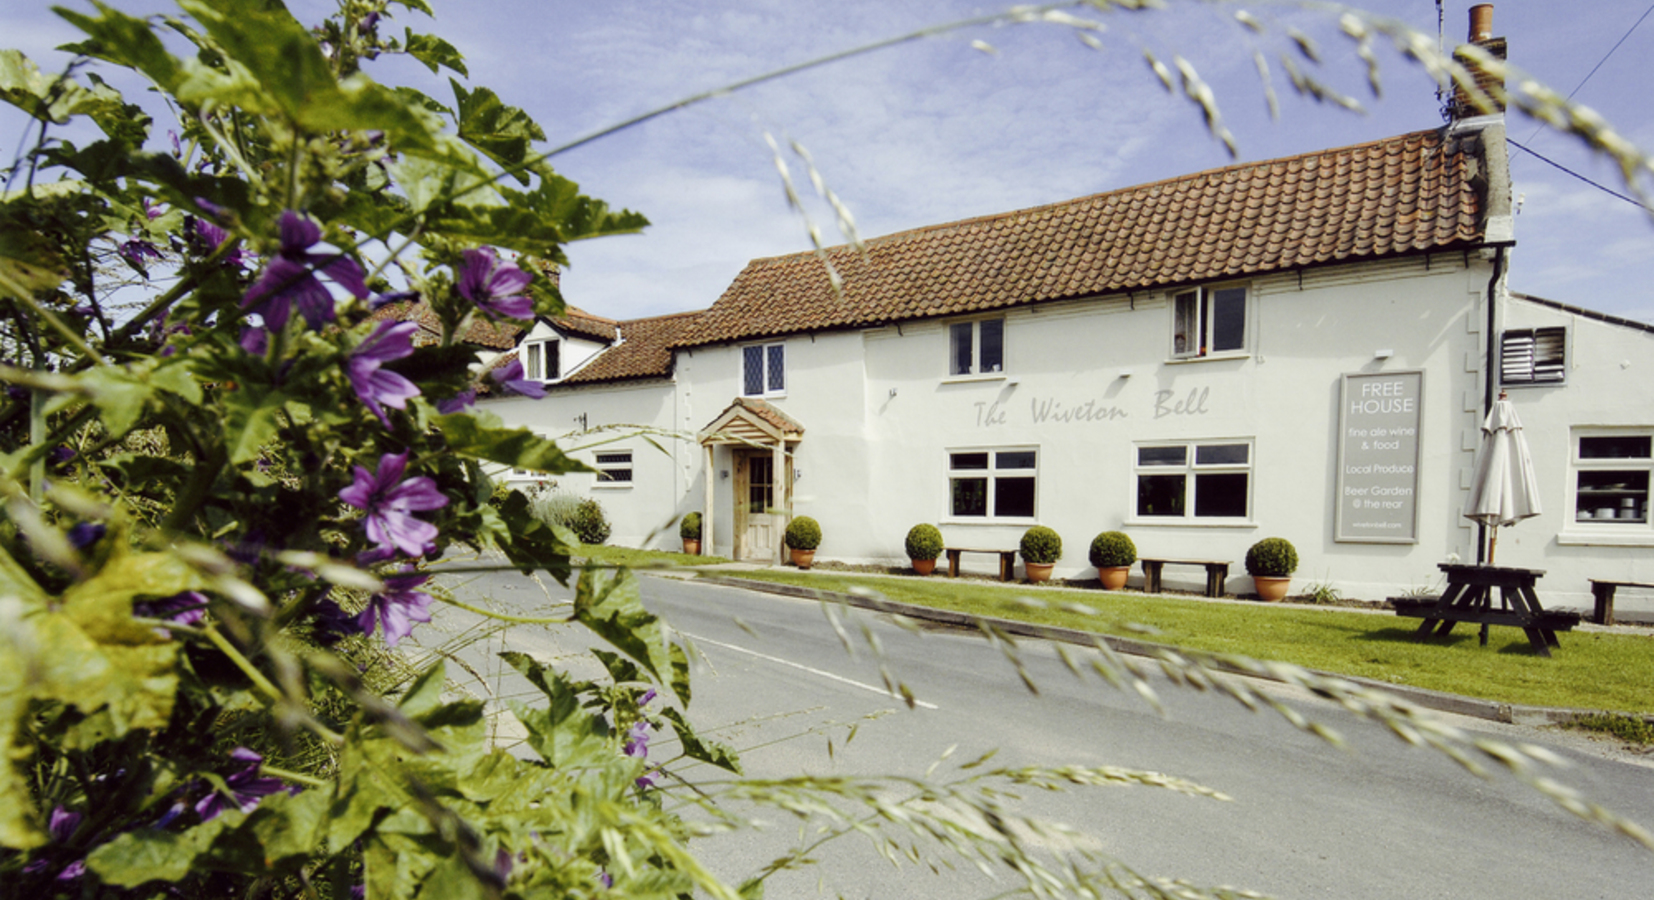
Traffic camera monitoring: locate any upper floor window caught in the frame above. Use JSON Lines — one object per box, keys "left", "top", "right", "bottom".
{"left": 1500, "top": 327, "right": 1566, "bottom": 386}
{"left": 1135, "top": 440, "right": 1252, "bottom": 519}
{"left": 742, "top": 343, "right": 785, "bottom": 397}
{"left": 595, "top": 450, "right": 633, "bottom": 486}
{"left": 949, "top": 318, "right": 1005, "bottom": 376}
{"left": 1172, "top": 286, "right": 1247, "bottom": 358}
{"left": 523, "top": 339, "right": 560, "bottom": 381}
{"left": 948, "top": 447, "right": 1037, "bottom": 520}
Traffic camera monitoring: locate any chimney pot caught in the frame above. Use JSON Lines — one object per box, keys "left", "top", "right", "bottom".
{"left": 1470, "top": 4, "right": 1494, "bottom": 42}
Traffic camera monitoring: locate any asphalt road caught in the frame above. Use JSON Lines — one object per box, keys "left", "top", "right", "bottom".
{"left": 413, "top": 566, "right": 1654, "bottom": 900}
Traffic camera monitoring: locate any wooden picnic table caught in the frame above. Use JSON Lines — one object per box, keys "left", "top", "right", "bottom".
{"left": 1393, "top": 563, "right": 1578, "bottom": 657}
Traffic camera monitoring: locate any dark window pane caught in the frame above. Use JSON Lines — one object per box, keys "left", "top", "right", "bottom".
{"left": 1138, "top": 446, "right": 1187, "bottom": 466}
{"left": 546, "top": 340, "right": 560, "bottom": 379}
{"left": 1194, "top": 473, "right": 1248, "bottom": 517}
{"left": 950, "top": 322, "right": 974, "bottom": 375}
{"left": 1173, "top": 292, "right": 1198, "bottom": 356}
{"left": 1195, "top": 443, "right": 1249, "bottom": 465}
{"left": 1580, "top": 436, "right": 1651, "bottom": 459}
{"left": 597, "top": 468, "right": 632, "bottom": 483}
{"left": 952, "top": 477, "right": 987, "bottom": 516}
{"left": 979, "top": 319, "right": 1004, "bottom": 373}
{"left": 1210, "top": 287, "right": 1246, "bottom": 352}
{"left": 950, "top": 452, "right": 989, "bottom": 470}
{"left": 1137, "top": 474, "right": 1185, "bottom": 516}
{"left": 767, "top": 344, "right": 785, "bottom": 392}
{"left": 995, "top": 477, "right": 1036, "bottom": 518}
{"left": 595, "top": 452, "right": 630, "bottom": 465}
{"left": 743, "top": 346, "right": 763, "bottom": 396}
{"left": 996, "top": 450, "right": 1037, "bottom": 469}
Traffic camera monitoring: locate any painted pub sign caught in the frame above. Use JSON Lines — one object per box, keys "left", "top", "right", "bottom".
{"left": 1336, "top": 371, "right": 1424, "bottom": 543}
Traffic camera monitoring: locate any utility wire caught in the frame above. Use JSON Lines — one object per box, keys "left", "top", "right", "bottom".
{"left": 1506, "top": 137, "right": 1651, "bottom": 213}
{"left": 1513, "top": 1, "right": 1654, "bottom": 156}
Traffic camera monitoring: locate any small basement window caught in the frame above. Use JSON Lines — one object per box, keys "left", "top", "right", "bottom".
{"left": 595, "top": 450, "right": 633, "bottom": 485}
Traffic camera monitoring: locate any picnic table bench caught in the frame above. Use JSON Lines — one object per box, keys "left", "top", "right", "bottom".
{"left": 1393, "top": 563, "right": 1579, "bottom": 657}
{"left": 1588, "top": 579, "right": 1654, "bottom": 626}
{"left": 1139, "top": 557, "right": 1230, "bottom": 597}
{"left": 944, "top": 547, "right": 1018, "bottom": 582}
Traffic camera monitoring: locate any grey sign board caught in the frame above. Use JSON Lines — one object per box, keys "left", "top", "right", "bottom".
{"left": 1336, "top": 370, "right": 1424, "bottom": 543}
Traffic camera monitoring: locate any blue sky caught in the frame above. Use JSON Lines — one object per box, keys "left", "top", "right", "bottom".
{"left": 7, "top": 1, "right": 1654, "bottom": 324}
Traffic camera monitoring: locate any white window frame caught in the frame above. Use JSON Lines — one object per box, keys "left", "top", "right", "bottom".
{"left": 741, "top": 342, "right": 785, "bottom": 398}
{"left": 1131, "top": 439, "right": 1254, "bottom": 523}
{"left": 946, "top": 317, "right": 1006, "bottom": 378}
{"left": 1500, "top": 326, "right": 1566, "bottom": 386}
{"left": 522, "top": 338, "right": 560, "bottom": 382}
{"left": 593, "top": 449, "right": 634, "bottom": 488}
{"left": 1170, "top": 285, "right": 1248, "bottom": 360}
{"left": 944, "top": 446, "right": 1038, "bottom": 523}
{"left": 1562, "top": 429, "right": 1652, "bottom": 544}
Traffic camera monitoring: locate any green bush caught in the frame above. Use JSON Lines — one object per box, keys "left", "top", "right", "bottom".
{"left": 531, "top": 487, "right": 583, "bottom": 531}
{"left": 1088, "top": 530, "right": 1136, "bottom": 568}
{"left": 680, "top": 511, "right": 702, "bottom": 540}
{"left": 1245, "top": 536, "right": 1299, "bottom": 577}
{"left": 571, "top": 498, "right": 613, "bottom": 545}
{"left": 905, "top": 523, "right": 944, "bottom": 561}
{"left": 785, "top": 515, "right": 822, "bottom": 551}
{"left": 1019, "top": 526, "right": 1062, "bottom": 564}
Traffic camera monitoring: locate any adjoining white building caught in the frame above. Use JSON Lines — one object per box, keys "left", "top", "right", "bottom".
{"left": 412, "top": 16, "right": 1654, "bottom": 618}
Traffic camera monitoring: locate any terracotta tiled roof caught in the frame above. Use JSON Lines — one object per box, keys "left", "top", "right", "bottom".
{"left": 562, "top": 311, "right": 698, "bottom": 384}
{"left": 673, "top": 129, "right": 1486, "bottom": 347}
{"left": 367, "top": 302, "right": 619, "bottom": 349}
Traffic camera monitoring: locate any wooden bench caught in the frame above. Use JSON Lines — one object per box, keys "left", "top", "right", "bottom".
{"left": 944, "top": 547, "right": 1018, "bottom": 582}
{"left": 1589, "top": 579, "right": 1654, "bottom": 626}
{"left": 1139, "top": 558, "right": 1230, "bottom": 597}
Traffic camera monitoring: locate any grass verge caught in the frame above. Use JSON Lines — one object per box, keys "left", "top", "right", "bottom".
{"left": 573, "top": 543, "right": 731, "bottom": 568}
{"left": 719, "top": 569, "right": 1654, "bottom": 715}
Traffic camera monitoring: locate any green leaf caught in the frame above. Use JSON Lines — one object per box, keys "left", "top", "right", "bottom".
{"left": 660, "top": 707, "right": 741, "bottom": 774}
{"left": 502, "top": 652, "right": 612, "bottom": 766}
{"left": 53, "top": 2, "right": 184, "bottom": 93}
{"left": 451, "top": 79, "right": 544, "bottom": 183}
{"left": 571, "top": 568, "right": 690, "bottom": 706}
{"left": 87, "top": 816, "right": 232, "bottom": 886}
{"left": 223, "top": 388, "right": 289, "bottom": 466}
{"left": 435, "top": 412, "right": 585, "bottom": 475}
{"left": 405, "top": 30, "right": 468, "bottom": 77}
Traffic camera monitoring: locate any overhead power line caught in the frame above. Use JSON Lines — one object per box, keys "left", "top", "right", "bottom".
{"left": 1507, "top": 137, "right": 1651, "bottom": 214}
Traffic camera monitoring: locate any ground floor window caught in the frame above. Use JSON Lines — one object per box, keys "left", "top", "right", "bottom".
{"left": 595, "top": 450, "right": 634, "bottom": 485}
{"left": 1572, "top": 431, "right": 1649, "bottom": 526}
{"left": 1135, "top": 440, "right": 1251, "bottom": 519}
{"left": 948, "top": 447, "right": 1037, "bottom": 519}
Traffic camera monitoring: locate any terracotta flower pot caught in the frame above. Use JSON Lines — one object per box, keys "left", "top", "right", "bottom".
{"left": 1098, "top": 566, "right": 1130, "bottom": 591}
{"left": 790, "top": 548, "right": 816, "bottom": 569}
{"left": 682, "top": 539, "right": 700, "bottom": 556}
{"left": 912, "top": 558, "right": 936, "bottom": 576}
{"left": 1024, "top": 562, "right": 1054, "bottom": 583}
{"left": 1253, "top": 576, "right": 1291, "bottom": 602}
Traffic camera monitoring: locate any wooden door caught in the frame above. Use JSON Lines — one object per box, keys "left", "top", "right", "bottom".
{"left": 734, "top": 450, "right": 777, "bottom": 561}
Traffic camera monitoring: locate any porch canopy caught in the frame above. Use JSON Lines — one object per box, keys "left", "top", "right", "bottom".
{"left": 697, "top": 398, "right": 804, "bottom": 563}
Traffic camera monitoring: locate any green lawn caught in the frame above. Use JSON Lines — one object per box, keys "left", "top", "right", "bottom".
{"left": 573, "top": 543, "right": 731, "bottom": 568}
{"left": 716, "top": 569, "right": 1654, "bottom": 715}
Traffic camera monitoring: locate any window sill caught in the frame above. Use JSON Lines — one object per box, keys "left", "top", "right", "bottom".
{"left": 593, "top": 483, "right": 633, "bottom": 490}
{"left": 1500, "top": 381, "right": 1566, "bottom": 390}
{"left": 941, "top": 373, "right": 1008, "bottom": 385}
{"left": 740, "top": 393, "right": 787, "bottom": 401}
{"left": 1556, "top": 530, "right": 1654, "bottom": 547}
{"left": 1164, "top": 353, "right": 1249, "bottom": 365}
{"left": 941, "top": 517, "right": 1037, "bottom": 527}
{"left": 1123, "top": 518, "right": 1258, "bottom": 529}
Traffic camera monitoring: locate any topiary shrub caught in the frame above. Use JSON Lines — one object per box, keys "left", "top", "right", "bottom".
{"left": 1088, "top": 530, "right": 1136, "bottom": 569}
{"left": 1245, "top": 536, "right": 1298, "bottom": 577}
{"left": 785, "top": 515, "right": 821, "bottom": 551}
{"left": 679, "top": 511, "right": 702, "bottom": 540}
{"left": 1019, "top": 526, "right": 1062, "bottom": 564}
{"left": 904, "top": 523, "right": 944, "bottom": 561}
{"left": 571, "top": 497, "right": 612, "bottom": 545}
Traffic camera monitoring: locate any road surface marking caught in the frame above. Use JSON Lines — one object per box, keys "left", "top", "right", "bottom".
{"left": 684, "top": 632, "right": 939, "bottom": 710}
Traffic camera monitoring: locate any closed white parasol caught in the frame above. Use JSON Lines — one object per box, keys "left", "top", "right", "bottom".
{"left": 1462, "top": 391, "right": 1542, "bottom": 564}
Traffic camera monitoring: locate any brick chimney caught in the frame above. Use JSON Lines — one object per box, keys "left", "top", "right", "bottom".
{"left": 1450, "top": 3, "right": 1506, "bottom": 120}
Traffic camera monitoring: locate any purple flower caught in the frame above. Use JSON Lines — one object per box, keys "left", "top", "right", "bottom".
{"left": 347, "top": 321, "right": 421, "bottom": 428}
{"left": 310, "top": 598, "right": 362, "bottom": 645}
{"left": 242, "top": 210, "right": 368, "bottom": 331}
{"left": 195, "top": 748, "right": 289, "bottom": 821}
{"left": 168, "top": 130, "right": 181, "bottom": 157}
{"left": 134, "top": 591, "right": 207, "bottom": 636}
{"left": 360, "top": 11, "right": 380, "bottom": 35}
{"left": 369, "top": 289, "right": 419, "bottom": 312}
{"left": 458, "top": 247, "right": 534, "bottom": 320}
{"left": 239, "top": 326, "right": 268, "bottom": 355}
{"left": 624, "top": 721, "right": 650, "bottom": 759}
{"left": 143, "top": 197, "right": 164, "bottom": 220}
{"left": 490, "top": 358, "right": 546, "bottom": 399}
{"left": 119, "top": 239, "right": 162, "bottom": 272}
{"left": 67, "top": 522, "right": 105, "bottom": 550}
{"left": 639, "top": 689, "right": 657, "bottom": 707}
{"left": 358, "top": 568, "right": 433, "bottom": 647}
{"left": 436, "top": 389, "right": 476, "bottom": 415}
{"left": 48, "top": 446, "right": 75, "bottom": 464}
{"left": 338, "top": 452, "right": 449, "bottom": 557}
